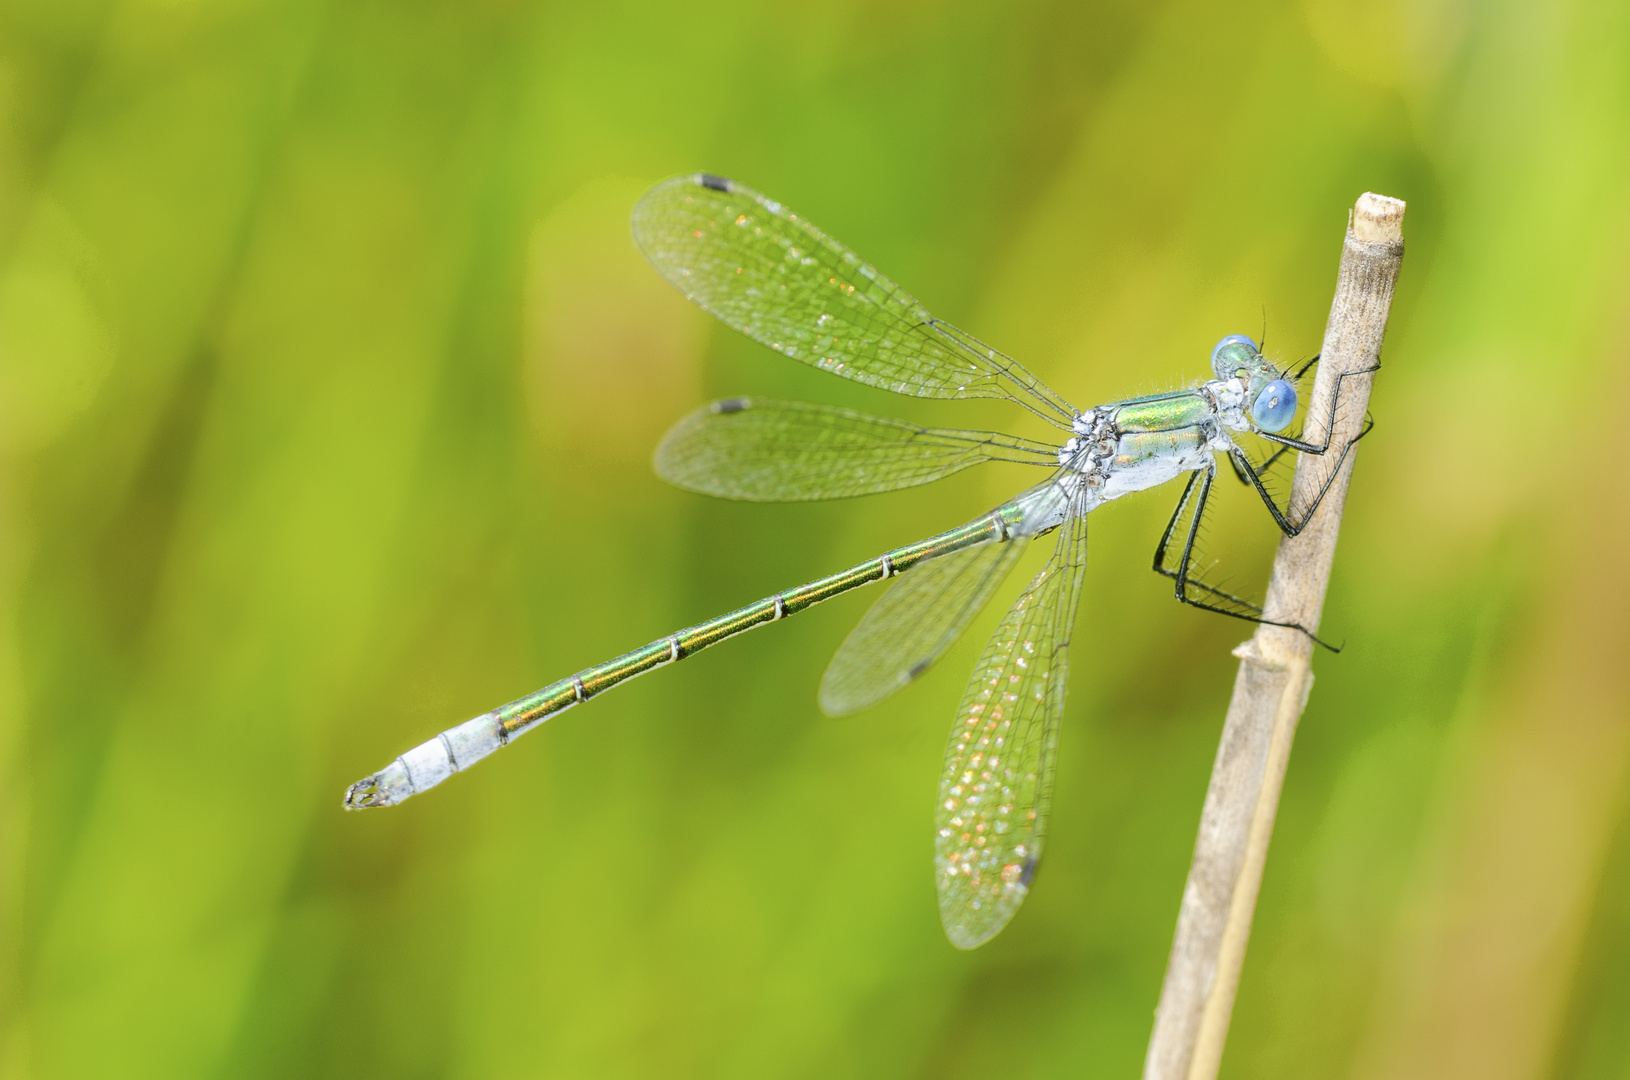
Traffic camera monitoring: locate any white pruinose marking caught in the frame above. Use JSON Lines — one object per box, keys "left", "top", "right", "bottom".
{"left": 443, "top": 711, "right": 503, "bottom": 771}
{"left": 400, "top": 735, "right": 455, "bottom": 793}
{"left": 572, "top": 675, "right": 586, "bottom": 702}
{"left": 1209, "top": 376, "right": 1250, "bottom": 429}
{"left": 773, "top": 594, "right": 785, "bottom": 620}
{"left": 668, "top": 635, "right": 680, "bottom": 662}
{"left": 881, "top": 554, "right": 896, "bottom": 578}
{"left": 1100, "top": 431, "right": 1213, "bottom": 503}
{"left": 362, "top": 758, "right": 415, "bottom": 806}
{"left": 437, "top": 733, "right": 458, "bottom": 771}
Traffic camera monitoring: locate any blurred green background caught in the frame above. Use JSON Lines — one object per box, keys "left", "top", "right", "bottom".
{"left": 2, "top": 0, "right": 1627, "bottom": 1077}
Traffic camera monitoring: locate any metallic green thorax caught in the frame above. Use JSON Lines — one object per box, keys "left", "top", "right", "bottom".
{"left": 1106, "top": 391, "right": 1213, "bottom": 434}
{"left": 1094, "top": 391, "right": 1215, "bottom": 478}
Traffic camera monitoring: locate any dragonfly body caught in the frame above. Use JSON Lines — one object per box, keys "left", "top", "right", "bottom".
{"left": 345, "top": 173, "right": 1368, "bottom": 949}
{"left": 348, "top": 383, "right": 1259, "bottom": 806}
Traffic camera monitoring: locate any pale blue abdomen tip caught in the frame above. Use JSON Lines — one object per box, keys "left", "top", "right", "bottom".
{"left": 342, "top": 712, "right": 504, "bottom": 810}
{"left": 1252, "top": 378, "right": 1298, "bottom": 432}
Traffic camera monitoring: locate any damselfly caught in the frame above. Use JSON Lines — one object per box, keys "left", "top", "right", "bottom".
{"left": 344, "top": 173, "right": 1371, "bottom": 949}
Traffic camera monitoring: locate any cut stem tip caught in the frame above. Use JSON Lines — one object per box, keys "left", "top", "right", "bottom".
{"left": 1353, "top": 192, "right": 1405, "bottom": 244}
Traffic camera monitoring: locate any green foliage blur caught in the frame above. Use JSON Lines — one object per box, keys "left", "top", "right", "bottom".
{"left": 3, "top": 0, "right": 1627, "bottom": 1077}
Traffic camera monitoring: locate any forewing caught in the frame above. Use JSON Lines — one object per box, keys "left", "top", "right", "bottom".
{"left": 936, "top": 503, "right": 1089, "bottom": 949}
{"left": 631, "top": 174, "right": 1074, "bottom": 424}
{"left": 655, "top": 397, "right": 1056, "bottom": 502}
{"left": 819, "top": 535, "right": 1028, "bottom": 716}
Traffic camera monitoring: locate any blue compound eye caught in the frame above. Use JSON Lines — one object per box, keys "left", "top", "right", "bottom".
{"left": 1252, "top": 379, "right": 1297, "bottom": 432}
{"left": 1210, "top": 334, "right": 1257, "bottom": 379}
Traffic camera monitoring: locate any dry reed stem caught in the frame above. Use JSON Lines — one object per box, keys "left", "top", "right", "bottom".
{"left": 1142, "top": 193, "right": 1406, "bottom": 1080}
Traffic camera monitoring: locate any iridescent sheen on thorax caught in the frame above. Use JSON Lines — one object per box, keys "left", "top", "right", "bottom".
{"left": 1003, "top": 381, "right": 1248, "bottom": 539}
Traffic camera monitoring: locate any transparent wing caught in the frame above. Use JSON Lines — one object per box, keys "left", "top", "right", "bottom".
{"left": 819, "top": 534, "right": 1029, "bottom": 716}
{"left": 631, "top": 173, "right": 1077, "bottom": 428}
{"left": 936, "top": 497, "right": 1090, "bottom": 949}
{"left": 655, "top": 397, "right": 1058, "bottom": 502}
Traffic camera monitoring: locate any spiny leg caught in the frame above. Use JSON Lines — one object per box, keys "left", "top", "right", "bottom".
{"left": 1241, "top": 361, "right": 1380, "bottom": 536}
{"left": 1224, "top": 352, "right": 1323, "bottom": 489}
{"left": 1154, "top": 465, "right": 1264, "bottom": 621}
{"left": 1233, "top": 420, "right": 1372, "bottom": 537}
{"left": 1287, "top": 352, "right": 1321, "bottom": 381}
{"left": 1152, "top": 462, "right": 1338, "bottom": 647}
{"left": 1254, "top": 355, "right": 1370, "bottom": 455}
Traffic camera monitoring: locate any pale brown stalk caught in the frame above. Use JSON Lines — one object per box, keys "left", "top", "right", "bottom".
{"left": 1142, "top": 193, "right": 1407, "bottom": 1080}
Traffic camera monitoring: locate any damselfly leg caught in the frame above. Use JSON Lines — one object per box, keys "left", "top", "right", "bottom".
{"left": 1152, "top": 463, "right": 1268, "bottom": 625}
{"left": 1152, "top": 356, "right": 1376, "bottom": 647}
{"left": 1152, "top": 460, "right": 1334, "bottom": 649}
{"left": 1238, "top": 359, "right": 1380, "bottom": 536}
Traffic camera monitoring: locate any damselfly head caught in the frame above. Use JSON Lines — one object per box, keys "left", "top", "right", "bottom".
{"left": 1210, "top": 333, "right": 1262, "bottom": 380}
{"left": 1210, "top": 332, "right": 1285, "bottom": 406}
